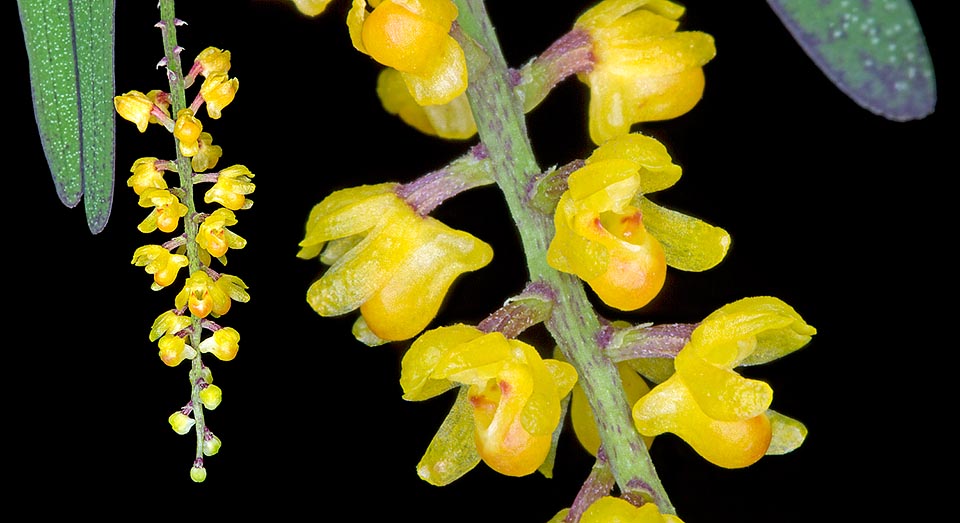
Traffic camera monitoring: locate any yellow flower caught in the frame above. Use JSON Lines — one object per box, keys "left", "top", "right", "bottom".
{"left": 291, "top": 0, "right": 333, "bottom": 16}
{"left": 200, "top": 73, "right": 239, "bottom": 120}
{"left": 127, "top": 157, "right": 167, "bottom": 195}
{"left": 400, "top": 325, "right": 577, "bottom": 477}
{"left": 198, "top": 208, "right": 247, "bottom": 258}
{"left": 204, "top": 165, "right": 255, "bottom": 211}
{"left": 169, "top": 411, "right": 195, "bottom": 434}
{"left": 149, "top": 310, "right": 192, "bottom": 342}
{"left": 575, "top": 0, "right": 716, "bottom": 144}
{"left": 376, "top": 67, "right": 477, "bottom": 139}
{"left": 193, "top": 47, "right": 232, "bottom": 78}
{"left": 547, "top": 133, "right": 729, "bottom": 310}
{"left": 632, "top": 297, "right": 816, "bottom": 468}
{"left": 192, "top": 132, "right": 222, "bottom": 173}
{"left": 581, "top": 496, "right": 684, "bottom": 523}
{"left": 132, "top": 245, "right": 190, "bottom": 289}
{"left": 199, "top": 327, "right": 241, "bottom": 361}
{"left": 348, "top": 0, "right": 467, "bottom": 105}
{"left": 114, "top": 90, "right": 156, "bottom": 133}
{"left": 299, "top": 183, "right": 493, "bottom": 342}
{"left": 174, "top": 109, "right": 203, "bottom": 157}
{"left": 175, "top": 270, "right": 230, "bottom": 319}
{"left": 137, "top": 188, "right": 188, "bottom": 234}
{"left": 157, "top": 334, "right": 197, "bottom": 367}
{"left": 199, "top": 384, "right": 223, "bottom": 409}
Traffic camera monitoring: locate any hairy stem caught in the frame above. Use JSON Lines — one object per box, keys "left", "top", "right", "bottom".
{"left": 158, "top": 0, "right": 206, "bottom": 469}
{"left": 452, "top": 0, "right": 673, "bottom": 513}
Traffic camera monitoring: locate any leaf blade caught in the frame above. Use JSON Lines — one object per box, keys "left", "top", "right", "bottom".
{"left": 18, "top": 0, "right": 116, "bottom": 233}
{"left": 766, "top": 0, "right": 936, "bottom": 121}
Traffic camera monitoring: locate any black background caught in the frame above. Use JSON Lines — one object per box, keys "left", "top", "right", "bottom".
{"left": 6, "top": 1, "right": 948, "bottom": 520}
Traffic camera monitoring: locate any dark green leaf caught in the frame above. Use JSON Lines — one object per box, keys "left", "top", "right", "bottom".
{"left": 18, "top": 0, "right": 115, "bottom": 233}
{"left": 766, "top": 0, "right": 935, "bottom": 121}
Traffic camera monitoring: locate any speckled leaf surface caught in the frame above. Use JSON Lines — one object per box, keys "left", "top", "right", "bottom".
{"left": 18, "top": 0, "right": 116, "bottom": 233}
{"left": 767, "top": 0, "right": 935, "bottom": 121}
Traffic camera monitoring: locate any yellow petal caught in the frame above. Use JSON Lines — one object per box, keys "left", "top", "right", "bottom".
{"left": 639, "top": 197, "right": 730, "bottom": 272}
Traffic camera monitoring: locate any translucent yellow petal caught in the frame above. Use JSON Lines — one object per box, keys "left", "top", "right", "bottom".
{"left": 693, "top": 296, "right": 815, "bottom": 365}
{"left": 576, "top": 0, "right": 659, "bottom": 30}
{"left": 765, "top": 409, "right": 808, "bottom": 455}
{"left": 567, "top": 160, "right": 641, "bottom": 213}
{"left": 586, "top": 133, "right": 682, "bottom": 194}
{"left": 298, "top": 183, "right": 400, "bottom": 252}
{"left": 639, "top": 197, "right": 730, "bottom": 272}
{"left": 432, "top": 331, "right": 513, "bottom": 383}
{"left": 602, "top": 8, "right": 679, "bottom": 39}
{"left": 543, "top": 359, "right": 579, "bottom": 399}
{"left": 675, "top": 346, "right": 773, "bottom": 421}
{"left": 305, "top": 208, "right": 422, "bottom": 316}
{"left": 377, "top": 67, "right": 437, "bottom": 135}
{"left": 604, "top": 32, "right": 715, "bottom": 78}
{"left": 517, "top": 342, "right": 562, "bottom": 436}
{"left": 400, "top": 324, "right": 483, "bottom": 401}
{"left": 548, "top": 195, "right": 605, "bottom": 278}
{"left": 416, "top": 387, "right": 481, "bottom": 486}
{"left": 347, "top": 0, "right": 369, "bottom": 54}
{"left": 359, "top": 220, "right": 493, "bottom": 341}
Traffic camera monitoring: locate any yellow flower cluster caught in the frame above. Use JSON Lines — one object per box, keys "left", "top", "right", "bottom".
{"left": 117, "top": 46, "right": 251, "bottom": 370}
{"left": 632, "top": 297, "right": 816, "bottom": 468}
{"left": 298, "top": 183, "right": 492, "bottom": 343}
{"left": 548, "top": 133, "right": 729, "bottom": 310}
{"left": 400, "top": 324, "right": 577, "bottom": 477}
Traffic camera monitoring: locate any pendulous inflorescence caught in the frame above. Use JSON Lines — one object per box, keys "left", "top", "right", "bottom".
{"left": 115, "top": 5, "right": 251, "bottom": 483}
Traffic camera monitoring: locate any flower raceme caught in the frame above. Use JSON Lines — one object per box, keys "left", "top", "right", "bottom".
{"left": 631, "top": 297, "right": 816, "bottom": 468}
{"left": 575, "top": 0, "right": 716, "bottom": 144}
{"left": 547, "top": 133, "right": 729, "bottom": 311}
{"left": 400, "top": 325, "right": 578, "bottom": 477}
{"left": 348, "top": 0, "right": 467, "bottom": 106}
{"left": 298, "top": 183, "right": 493, "bottom": 343}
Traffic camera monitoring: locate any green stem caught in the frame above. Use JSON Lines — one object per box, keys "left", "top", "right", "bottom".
{"left": 158, "top": 0, "right": 206, "bottom": 470}
{"left": 452, "top": 0, "right": 673, "bottom": 513}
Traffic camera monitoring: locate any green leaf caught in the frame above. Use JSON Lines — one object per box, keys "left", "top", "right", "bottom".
{"left": 18, "top": 0, "right": 115, "bottom": 233}
{"left": 766, "top": 0, "right": 936, "bottom": 121}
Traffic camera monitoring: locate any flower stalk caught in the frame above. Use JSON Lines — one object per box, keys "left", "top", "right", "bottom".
{"left": 157, "top": 0, "right": 210, "bottom": 472}
{"left": 452, "top": 0, "right": 673, "bottom": 511}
